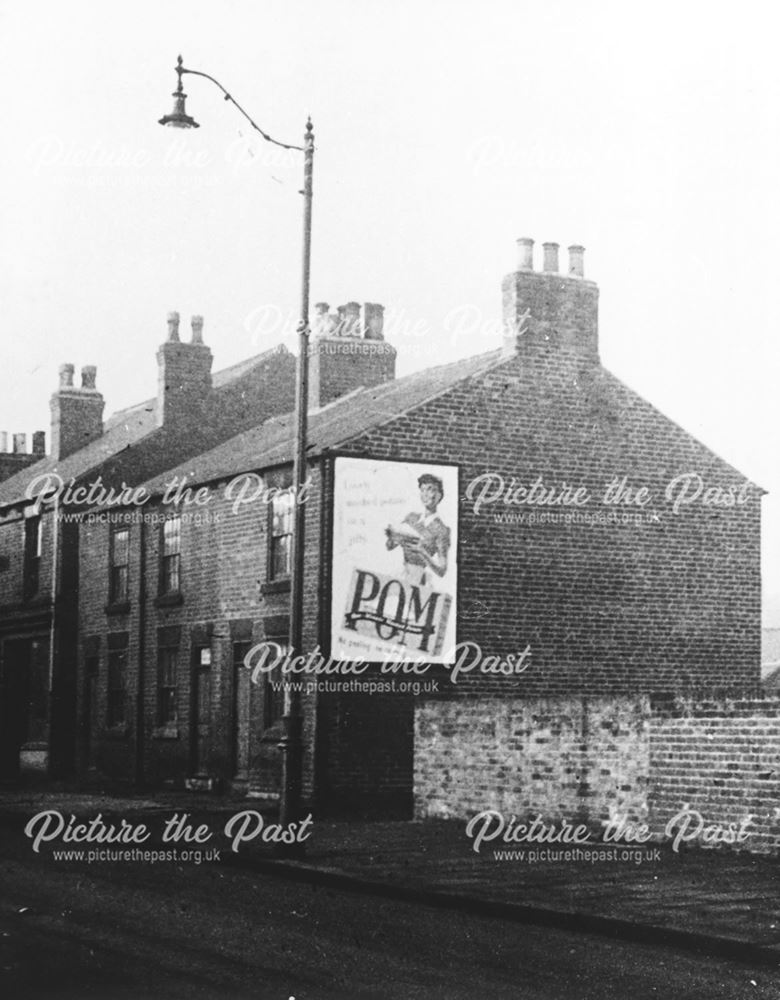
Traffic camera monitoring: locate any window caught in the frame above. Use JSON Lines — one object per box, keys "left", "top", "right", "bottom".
{"left": 23, "top": 516, "right": 42, "bottom": 598}
{"left": 109, "top": 527, "right": 129, "bottom": 604}
{"left": 107, "top": 645, "right": 127, "bottom": 727}
{"left": 264, "top": 640, "right": 289, "bottom": 728}
{"left": 160, "top": 514, "right": 181, "bottom": 594}
{"left": 269, "top": 489, "right": 294, "bottom": 580}
{"left": 158, "top": 646, "right": 178, "bottom": 725}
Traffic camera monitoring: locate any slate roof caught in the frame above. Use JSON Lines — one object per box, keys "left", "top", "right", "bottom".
{"left": 138, "top": 349, "right": 505, "bottom": 496}
{"left": 134, "top": 346, "right": 759, "bottom": 500}
{"left": 0, "top": 346, "right": 290, "bottom": 509}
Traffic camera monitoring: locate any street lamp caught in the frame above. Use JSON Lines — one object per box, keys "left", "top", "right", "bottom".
{"left": 160, "top": 55, "right": 312, "bottom": 834}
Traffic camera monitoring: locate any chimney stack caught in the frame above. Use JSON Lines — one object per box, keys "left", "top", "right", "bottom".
{"left": 502, "top": 236, "right": 598, "bottom": 361}
{"left": 156, "top": 310, "right": 213, "bottom": 427}
{"left": 308, "top": 299, "right": 396, "bottom": 407}
{"left": 50, "top": 362, "right": 104, "bottom": 460}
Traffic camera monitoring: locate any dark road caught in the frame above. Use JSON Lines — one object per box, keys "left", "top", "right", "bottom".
{"left": 1, "top": 824, "right": 778, "bottom": 999}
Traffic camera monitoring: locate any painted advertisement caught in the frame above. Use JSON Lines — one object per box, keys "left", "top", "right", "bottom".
{"left": 331, "top": 456, "right": 458, "bottom": 663}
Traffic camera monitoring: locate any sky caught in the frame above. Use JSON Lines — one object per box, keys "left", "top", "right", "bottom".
{"left": 1, "top": 0, "right": 779, "bottom": 623}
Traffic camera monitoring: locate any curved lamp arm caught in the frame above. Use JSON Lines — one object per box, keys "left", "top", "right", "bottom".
{"left": 162, "top": 55, "right": 304, "bottom": 152}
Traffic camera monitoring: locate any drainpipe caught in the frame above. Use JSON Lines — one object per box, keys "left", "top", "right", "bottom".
{"left": 135, "top": 516, "right": 146, "bottom": 786}
{"left": 47, "top": 496, "right": 59, "bottom": 774}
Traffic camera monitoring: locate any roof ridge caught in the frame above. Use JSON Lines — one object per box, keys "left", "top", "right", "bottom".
{"left": 105, "top": 343, "right": 290, "bottom": 426}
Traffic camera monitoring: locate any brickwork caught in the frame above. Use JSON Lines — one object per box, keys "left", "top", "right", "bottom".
{"left": 0, "top": 434, "right": 44, "bottom": 483}
{"left": 341, "top": 350, "right": 761, "bottom": 695}
{"left": 309, "top": 337, "right": 397, "bottom": 408}
{"left": 50, "top": 367, "right": 104, "bottom": 461}
{"left": 415, "top": 696, "right": 650, "bottom": 823}
{"left": 78, "top": 463, "right": 325, "bottom": 799}
{"left": 649, "top": 695, "right": 780, "bottom": 853}
{"left": 415, "top": 693, "right": 780, "bottom": 854}
{"left": 156, "top": 337, "right": 213, "bottom": 428}
{"left": 0, "top": 510, "right": 55, "bottom": 608}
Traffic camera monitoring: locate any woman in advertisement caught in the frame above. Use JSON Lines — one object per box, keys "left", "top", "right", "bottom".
{"left": 385, "top": 472, "right": 451, "bottom": 588}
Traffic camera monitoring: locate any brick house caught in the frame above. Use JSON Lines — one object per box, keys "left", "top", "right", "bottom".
{"left": 73, "top": 242, "right": 762, "bottom": 819}
{"left": 0, "top": 314, "right": 295, "bottom": 780}
{"left": 0, "top": 432, "right": 46, "bottom": 484}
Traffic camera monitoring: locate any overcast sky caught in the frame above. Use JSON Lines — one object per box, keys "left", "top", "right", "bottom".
{"left": 1, "top": 0, "right": 778, "bottom": 623}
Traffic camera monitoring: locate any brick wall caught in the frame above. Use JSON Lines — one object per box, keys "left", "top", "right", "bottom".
{"left": 649, "top": 695, "right": 780, "bottom": 854}
{"left": 415, "top": 696, "right": 650, "bottom": 823}
{"left": 316, "top": 689, "right": 414, "bottom": 817}
{"left": 0, "top": 510, "right": 55, "bottom": 607}
{"left": 341, "top": 348, "right": 761, "bottom": 695}
{"left": 415, "top": 693, "right": 780, "bottom": 854}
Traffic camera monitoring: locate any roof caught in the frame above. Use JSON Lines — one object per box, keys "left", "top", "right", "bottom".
{"left": 138, "top": 349, "right": 505, "bottom": 495}
{"left": 136, "top": 345, "right": 762, "bottom": 502}
{"left": 0, "top": 345, "right": 290, "bottom": 509}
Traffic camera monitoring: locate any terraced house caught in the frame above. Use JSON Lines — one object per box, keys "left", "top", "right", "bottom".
{"left": 0, "top": 314, "right": 295, "bottom": 780}
{"left": 58, "top": 241, "right": 763, "bottom": 825}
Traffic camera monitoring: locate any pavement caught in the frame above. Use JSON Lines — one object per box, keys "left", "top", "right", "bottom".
{"left": 2, "top": 783, "right": 779, "bottom": 967}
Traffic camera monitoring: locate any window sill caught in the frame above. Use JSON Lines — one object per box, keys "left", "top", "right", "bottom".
{"left": 152, "top": 725, "right": 180, "bottom": 740}
{"left": 155, "top": 591, "right": 184, "bottom": 608}
{"left": 105, "top": 601, "right": 131, "bottom": 617}
{"left": 260, "top": 579, "right": 291, "bottom": 596}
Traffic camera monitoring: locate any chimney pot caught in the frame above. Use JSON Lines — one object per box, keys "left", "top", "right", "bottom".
{"left": 81, "top": 365, "right": 97, "bottom": 390}
{"left": 13, "top": 433, "right": 27, "bottom": 454}
{"left": 167, "top": 311, "right": 180, "bottom": 343}
{"left": 364, "top": 303, "right": 385, "bottom": 340}
{"left": 568, "top": 245, "right": 585, "bottom": 278}
{"left": 314, "top": 303, "right": 339, "bottom": 338}
{"left": 517, "top": 237, "right": 535, "bottom": 271}
{"left": 341, "top": 302, "right": 361, "bottom": 338}
{"left": 542, "top": 242, "right": 560, "bottom": 273}
{"left": 0, "top": 432, "right": 7, "bottom": 452}
{"left": 59, "top": 363, "right": 75, "bottom": 388}
{"left": 32, "top": 431, "right": 46, "bottom": 456}
{"left": 191, "top": 315, "right": 204, "bottom": 344}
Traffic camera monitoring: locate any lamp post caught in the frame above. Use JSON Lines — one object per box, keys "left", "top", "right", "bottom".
{"left": 160, "top": 55, "right": 311, "bottom": 831}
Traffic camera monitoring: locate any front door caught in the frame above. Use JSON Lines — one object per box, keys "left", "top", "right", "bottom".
{"left": 82, "top": 656, "right": 99, "bottom": 769}
{"left": 0, "top": 640, "right": 28, "bottom": 780}
{"left": 191, "top": 647, "right": 212, "bottom": 776}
